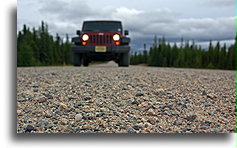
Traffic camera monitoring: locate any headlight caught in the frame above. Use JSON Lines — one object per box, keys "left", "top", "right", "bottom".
{"left": 82, "top": 34, "right": 89, "bottom": 41}
{"left": 113, "top": 34, "right": 120, "bottom": 41}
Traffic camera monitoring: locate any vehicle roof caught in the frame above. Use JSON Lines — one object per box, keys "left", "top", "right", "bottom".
{"left": 83, "top": 20, "right": 122, "bottom": 23}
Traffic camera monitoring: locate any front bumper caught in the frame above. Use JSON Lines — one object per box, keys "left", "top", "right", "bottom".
{"left": 71, "top": 45, "right": 130, "bottom": 54}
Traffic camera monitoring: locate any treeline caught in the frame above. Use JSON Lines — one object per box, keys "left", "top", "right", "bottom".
{"left": 131, "top": 36, "right": 236, "bottom": 70}
{"left": 17, "top": 21, "right": 72, "bottom": 66}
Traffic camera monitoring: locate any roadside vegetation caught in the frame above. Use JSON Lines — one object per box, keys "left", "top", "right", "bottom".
{"left": 17, "top": 21, "right": 72, "bottom": 66}
{"left": 130, "top": 35, "right": 236, "bottom": 70}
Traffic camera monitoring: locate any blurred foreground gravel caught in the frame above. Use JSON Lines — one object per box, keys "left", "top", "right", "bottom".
{"left": 17, "top": 62, "right": 236, "bottom": 133}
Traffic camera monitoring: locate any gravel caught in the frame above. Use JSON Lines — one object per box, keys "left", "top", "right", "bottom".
{"left": 17, "top": 61, "right": 236, "bottom": 133}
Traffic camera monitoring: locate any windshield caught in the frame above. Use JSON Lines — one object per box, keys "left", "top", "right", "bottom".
{"left": 82, "top": 21, "right": 122, "bottom": 32}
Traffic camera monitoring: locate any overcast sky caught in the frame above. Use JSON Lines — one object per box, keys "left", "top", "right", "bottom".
{"left": 17, "top": 0, "right": 236, "bottom": 51}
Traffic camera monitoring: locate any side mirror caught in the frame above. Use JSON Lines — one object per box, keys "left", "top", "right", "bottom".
{"left": 76, "top": 30, "right": 81, "bottom": 36}
{"left": 124, "top": 30, "right": 129, "bottom": 36}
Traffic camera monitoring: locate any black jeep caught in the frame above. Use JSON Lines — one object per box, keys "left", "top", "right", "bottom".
{"left": 71, "top": 20, "right": 131, "bottom": 67}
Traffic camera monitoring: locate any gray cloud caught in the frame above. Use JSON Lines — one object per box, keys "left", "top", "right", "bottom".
{"left": 204, "top": 0, "right": 235, "bottom": 7}
{"left": 18, "top": 0, "right": 236, "bottom": 51}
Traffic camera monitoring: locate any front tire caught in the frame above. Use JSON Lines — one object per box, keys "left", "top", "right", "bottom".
{"left": 82, "top": 58, "right": 89, "bottom": 67}
{"left": 73, "top": 53, "right": 81, "bottom": 66}
{"left": 119, "top": 52, "right": 130, "bottom": 67}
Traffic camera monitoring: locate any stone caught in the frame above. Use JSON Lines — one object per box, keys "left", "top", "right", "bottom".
{"left": 17, "top": 110, "right": 22, "bottom": 114}
{"left": 45, "top": 94, "right": 53, "bottom": 99}
{"left": 77, "top": 101, "right": 84, "bottom": 106}
{"left": 138, "top": 102, "right": 148, "bottom": 108}
{"left": 44, "top": 111, "right": 53, "bottom": 118}
{"left": 135, "top": 93, "right": 144, "bottom": 97}
{"left": 202, "top": 90, "right": 207, "bottom": 95}
{"left": 209, "top": 110, "right": 217, "bottom": 115}
{"left": 37, "top": 120, "right": 49, "bottom": 128}
{"left": 147, "top": 109, "right": 156, "bottom": 116}
{"left": 96, "top": 112, "right": 105, "bottom": 117}
{"left": 82, "top": 125, "right": 90, "bottom": 130}
{"left": 75, "top": 114, "right": 83, "bottom": 122}
{"left": 51, "top": 72, "right": 57, "bottom": 75}
{"left": 61, "top": 118, "right": 68, "bottom": 125}
{"left": 25, "top": 125, "right": 34, "bottom": 133}
{"left": 84, "top": 96, "right": 92, "bottom": 101}
{"left": 186, "top": 113, "right": 197, "bottom": 122}
{"left": 147, "top": 118, "right": 156, "bottom": 125}
{"left": 131, "top": 100, "right": 140, "bottom": 105}
{"left": 60, "top": 103, "right": 68, "bottom": 110}
{"left": 38, "top": 97, "right": 47, "bottom": 103}
{"left": 33, "top": 88, "right": 38, "bottom": 92}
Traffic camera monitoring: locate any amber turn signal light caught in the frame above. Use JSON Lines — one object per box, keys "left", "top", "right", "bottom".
{"left": 115, "top": 41, "right": 120, "bottom": 45}
{"left": 82, "top": 41, "right": 87, "bottom": 45}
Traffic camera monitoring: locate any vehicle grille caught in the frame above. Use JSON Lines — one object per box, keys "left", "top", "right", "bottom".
{"left": 88, "top": 35, "right": 113, "bottom": 45}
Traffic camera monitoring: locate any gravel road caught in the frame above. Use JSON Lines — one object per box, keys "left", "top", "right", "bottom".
{"left": 17, "top": 61, "right": 236, "bottom": 133}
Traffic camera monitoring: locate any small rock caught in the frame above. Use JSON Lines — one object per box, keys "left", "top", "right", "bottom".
{"left": 207, "top": 94, "right": 215, "bottom": 99}
{"left": 61, "top": 118, "right": 68, "bottom": 125}
{"left": 75, "top": 114, "right": 83, "bottom": 122}
{"left": 44, "top": 111, "right": 53, "bottom": 118}
{"left": 38, "top": 97, "right": 47, "bottom": 103}
{"left": 135, "top": 93, "right": 144, "bottom": 97}
{"left": 147, "top": 118, "right": 156, "bottom": 125}
{"left": 77, "top": 101, "right": 84, "bottom": 106}
{"left": 33, "top": 88, "right": 38, "bottom": 92}
{"left": 17, "top": 110, "right": 22, "bottom": 114}
{"left": 82, "top": 125, "right": 90, "bottom": 130}
{"left": 128, "top": 127, "right": 136, "bottom": 133}
{"left": 209, "top": 110, "right": 217, "bottom": 115}
{"left": 132, "top": 125, "right": 141, "bottom": 130}
{"left": 131, "top": 100, "right": 140, "bottom": 105}
{"left": 147, "top": 109, "right": 156, "bottom": 116}
{"left": 204, "top": 104, "right": 212, "bottom": 107}
{"left": 173, "top": 120, "right": 180, "bottom": 126}
{"left": 25, "top": 125, "right": 34, "bottom": 133}
{"left": 37, "top": 120, "right": 49, "bottom": 128}
{"left": 202, "top": 90, "right": 207, "bottom": 95}
{"left": 51, "top": 72, "right": 57, "bottom": 75}
{"left": 46, "top": 123, "right": 54, "bottom": 129}
{"left": 138, "top": 102, "right": 148, "bottom": 108}
{"left": 96, "top": 112, "right": 105, "bottom": 117}
{"left": 45, "top": 94, "right": 53, "bottom": 99}
{"left": 186, "top": 113, "right": 197, "bottom": 121}
{"left": 200, "top": 125, "right": 209, "bottom": 130}
{"left": 100, "top": 108, "right": 107, "bottom": 112}
{"left": 60, "top": 103, "right": 68, "bottom": 110}
{"left": 84, "top": 96, "right": 92, "bottom": 101}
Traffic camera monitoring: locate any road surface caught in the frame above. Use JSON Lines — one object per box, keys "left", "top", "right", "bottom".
{"left": 17, "top": 62, "right": 236, "bottom": 133}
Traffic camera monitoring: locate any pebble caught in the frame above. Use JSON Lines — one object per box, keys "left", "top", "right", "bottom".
{"left": 61, "top": 118, "right": 68, "bottom": 125}
{"left": 131, "top": 100, "right": 140, "bottom": 105}
{"left": 209, "top": 110, "right": 217, "bottom": 115}
{"left": 84, "top": 96, "right": 92, "bottom": 101}
{"left": 135, "top": 93, "right": 144, "bottom": 97}
{"left": 37, "top": 120, "right": 49, "bottom": 128}
{"left": 186, "top": 113, "right": 197, "bottom": 122}
{"left": 147, "top": 118, "right": 156, "bottom": 125}
{"left": 38, "top": 97, "right": 47, "bottom": 103}
{"left": 132, "top": 125, "right": 141, "bottom": 130}
{"left": 17, "top": 110, "right": 22, "bottom": 114}
{"left": 75, "top": 114, "right": 83, "bottom": 122}
{"left": 147, "top": 109, "right": 156, "bottom": 116}
{"left": 138, "top": 102, "right": 148, "bottom": 108}
{"left": 60, "top": 103, "right": 68, "bottom": 110}
{"left": 45, "top": 94, "right": 53, "bottom": 99}
{"left": 25, "top": 125, "right": 34, "bottom": 133}
{"left": 17, "top": 63, "right": 236, "bottom": 133}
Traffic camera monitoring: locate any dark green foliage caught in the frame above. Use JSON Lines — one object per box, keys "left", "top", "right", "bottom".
{"left": 17, "top": 21, "right": 73, "bottom": 67}
{"left": 130, "top": 35, "right": 236, "bottom": 70}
